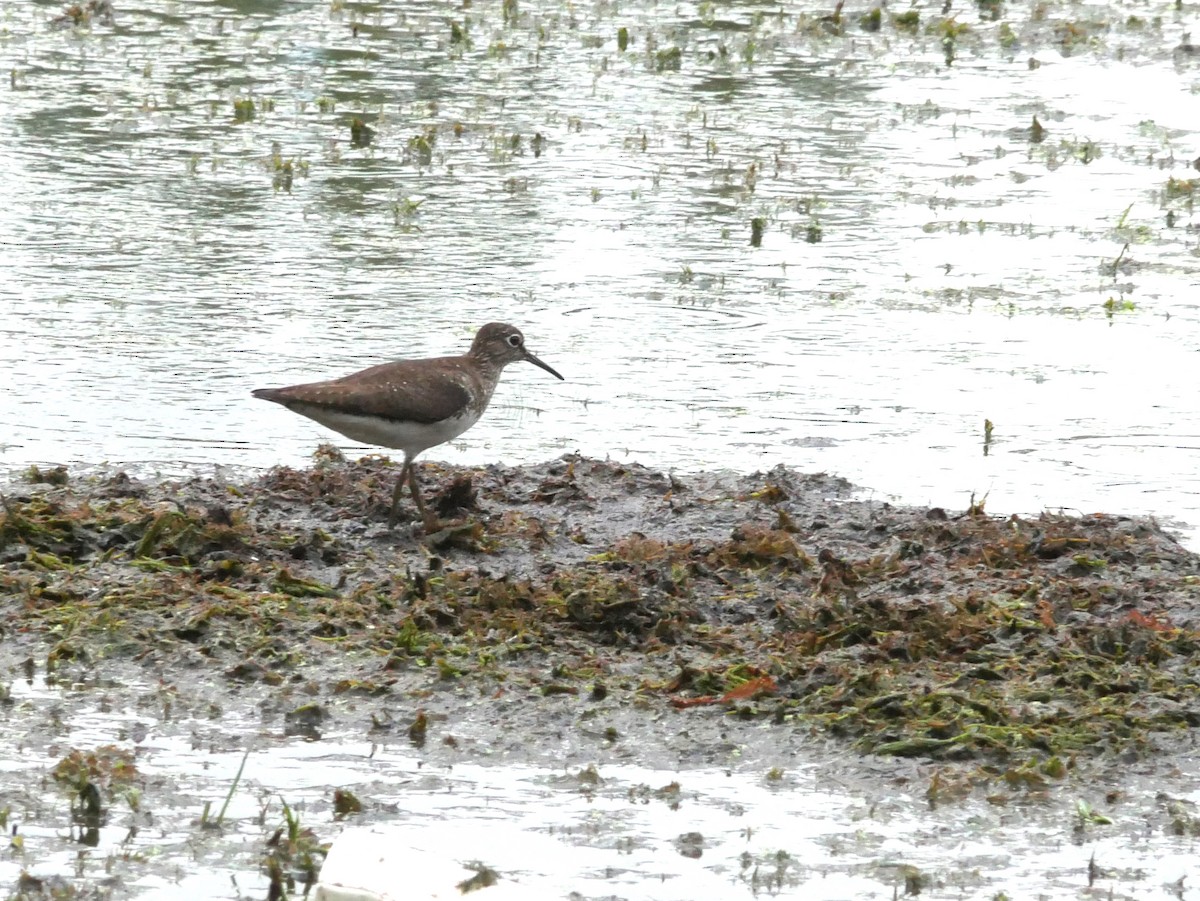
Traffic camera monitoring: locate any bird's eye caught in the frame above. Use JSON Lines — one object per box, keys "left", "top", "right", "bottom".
{"left": 507, "top": 334, "right": 521, "bottom": 347}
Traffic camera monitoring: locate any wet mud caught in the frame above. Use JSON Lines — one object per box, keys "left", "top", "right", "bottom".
{"left": 5, "top": 453, "right": 1200, "bottom": 897}
{"left": 5, "top": 452, "right": 1199, "bottom": 772}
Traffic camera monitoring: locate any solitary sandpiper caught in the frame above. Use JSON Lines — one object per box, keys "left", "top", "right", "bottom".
{"left": 252, "top": 322, "right": 564, "bottom": 532}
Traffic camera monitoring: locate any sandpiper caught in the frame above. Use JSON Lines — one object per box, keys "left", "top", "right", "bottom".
{"left": 252, "top": 322, "right": 563, "bottom": 532}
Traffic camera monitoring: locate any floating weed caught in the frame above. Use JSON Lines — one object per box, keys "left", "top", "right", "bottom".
{"left": 391, "top": 195, "right": 424, "bottom": 229}
{"left": 1029, "top": 115, "right": 1046, "bottom": 143}
{"left": 51, "top": 0, "right": 115, "bottom": 28}
{"left": 750, "top": 217, "right": 765, "bottom": 246}
{"left": 232, "top": 98, "right": 255, "bottom": 122}
{"left": 406, "top": 126, "right": 437, "bottom": 167}
{"left": 1055, "top": 20, "right": 1100, "bottom": 51}
{"left": 739, "top": 848, "right": 799, "bottom": 894}
{"left": 655, "top": 46, "right": 682, "bottom": 72}
{"left": 1072, "top": 138, "right": 1101, "bottom": 164}
{"left": 800, "top": 0, "right": 844, "bottom": 37}
{"left": 332, "top": 789, "right": 363, "bottom": 818}
{"left": 934, "top": 17, "right": 970, "bottom": 39}
{"left": 349, "top": 117, "right": 374, "bottom": 147}
{"left": 1164, "top": 176, "right": 1195, "bottom": 201}
{"left": 1102, "top": 296, "right": 1135, "bottom": 319}
{"left": 893, "top": 10, "right": 920, "bottom": 33}
{"left": 978, "top": 0, "right": 1003, "bottom": 21}
{"left": 935, "top": 17, "right": 969, "bottom": 64}
{"left": 1076, "top": 798, "right": 1114, "bottom": 828}
{"left": 270, "top": 151, "right": 308, "bottom": 193}
{"left": 52, "top": 746, "right": 139, "bottom": 798}
{"left": 458, "top": 862, "right": 500, "bottom": 893}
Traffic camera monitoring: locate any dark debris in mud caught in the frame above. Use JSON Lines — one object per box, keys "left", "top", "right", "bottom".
{"left": 2, "top": 452, "right": 1200, "bottom": 780}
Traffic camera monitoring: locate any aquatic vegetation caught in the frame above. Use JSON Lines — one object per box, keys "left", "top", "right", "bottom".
{"left": 750, "top": 217, "right": 765, "bottom": 246}
{"left": 51, "top": 0, "right": 114, "bottom": 29}
{"left": 1029, "top": 115, "right": 1047, "bottom": 143}
{"left": 5, "top": 0, "right": 1200, "bottom": 893}
{"left": 332, "top": 789, "right": 363, "bottom": 818}
{"left": 391, "top": 195, "right": 424, "bottom": 228}
{"left": 1102, "top": 296, "right": 1135, "bottom": 318}
{"left": 52, "top": 746, "right": 139, "bottom": 796}
{"left": 232, "top": 98, "right": 255, "bottom": 123}
{"left": 349, "top": 117, "right": 373, "bottom": 148}
{"left": 655, "top": 47, "right": 682, "bottom": 72}
{"left": 1164, "top": 177, "right": 1195, "bottom": 201}
{"left": 200, "top": 750, "right": 248, "bottom": 830}
{"left": 265, "top": 799, "right": 327, "bottom": 899}
{"left": 4, "top": 458, "right": 1198, "bottom": 777}
{"left": 406, "top": 127, "right": 437, "bottom": 167}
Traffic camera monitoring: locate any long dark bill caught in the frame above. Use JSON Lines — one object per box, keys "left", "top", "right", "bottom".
{"left": 525, "top": 351, "right": 564, "bottom": 381}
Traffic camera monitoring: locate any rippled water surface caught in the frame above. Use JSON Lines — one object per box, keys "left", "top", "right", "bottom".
{"left": 5, "top": 670, "right": 1200, "bottom": 901}
{"left": 2, "top": 0, "right": 1199, "bottom": 541}
{"left": 3, "top": 1, "right": 1200, "bottom": 897}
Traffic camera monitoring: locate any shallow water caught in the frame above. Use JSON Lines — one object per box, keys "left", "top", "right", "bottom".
{"left": 5, "top": 669, "right": 1200, "bottom": 901}
{"left": 3, "top": 2, "right": 1200, "bottom": 897}
{"left": 2, "top": 0, "right": 1199, "bottom": 545}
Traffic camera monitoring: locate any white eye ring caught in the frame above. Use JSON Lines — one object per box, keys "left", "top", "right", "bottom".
{"left": 507, "top": 334, "right": 521, "bottom": 347}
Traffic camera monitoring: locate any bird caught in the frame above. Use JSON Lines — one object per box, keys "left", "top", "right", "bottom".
{"left": 252, "top": 322, "right": 563, "bottom": 532}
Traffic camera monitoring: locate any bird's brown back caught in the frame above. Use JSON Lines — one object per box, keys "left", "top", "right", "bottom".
{"left": 252, "top": 354, "right": 485, "bottom": 425}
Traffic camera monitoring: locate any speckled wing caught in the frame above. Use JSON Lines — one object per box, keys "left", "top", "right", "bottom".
{"left": 253, "top": 355, "right": 475, "bottom": 425}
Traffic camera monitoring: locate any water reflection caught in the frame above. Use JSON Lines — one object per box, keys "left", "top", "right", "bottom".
{"left": 6, "top": 663, "right": 1200, "bottom": 901}
{"left": 0, "top": 2, "right": 1197, "bottom": 556}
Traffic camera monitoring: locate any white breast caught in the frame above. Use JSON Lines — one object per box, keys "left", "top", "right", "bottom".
{"left": 299, "top": 406, "right": 483, "bottom": 458}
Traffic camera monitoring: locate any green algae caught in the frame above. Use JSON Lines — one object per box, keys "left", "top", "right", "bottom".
{"left": 2, "top": 458, "right": 1200, "bottom": 780}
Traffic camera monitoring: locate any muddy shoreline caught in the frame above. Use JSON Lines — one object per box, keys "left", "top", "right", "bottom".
{"left": 6, "top": 453, "right": 1200, "bottom": 898}
{"left": 5, "top": 452, "right": 1200, "bottom": 773}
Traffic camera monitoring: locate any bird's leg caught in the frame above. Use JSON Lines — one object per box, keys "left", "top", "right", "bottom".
{"left": 387, "top": 462, "right": 410, "bottom": 529}
{"left": 405, "top": 461, "right": 443, "bottom": 533}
